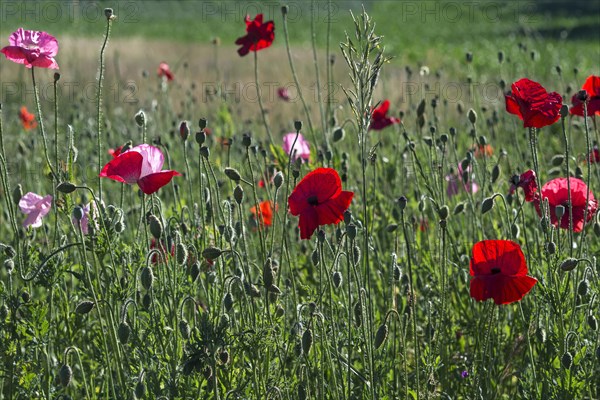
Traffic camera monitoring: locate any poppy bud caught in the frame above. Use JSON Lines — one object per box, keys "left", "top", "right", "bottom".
{"left": 219, "top": 349, "right": 230, "bottom": 364}
{"left": 449, "top": 127, "right": 457, "bottom": 137}
{"left": 59, "top": 364, "right": 72, "bottom": 387}
{"left": 147, "top": 215, "right": 162, "bottom": 239}
{"left": 374, "top": 323, "right": 389, "bottom": 349}
{"left": 491, "top": 164, "right": 500, "bottom": 183}
{"left": 453, "top": 202, "right": 465, "bottom": 215}
{"left": 135, "top": 110, "right": 145, "bottom": 127}
{"left": 559, "top": 104, "right": 569, "bottom": 119}
{"left": 242, "top": 133, "right": 252, "bottom": 147}
{"left": 244, "top": 281, "right": 261, "bottom": 298}
{"left": 588, "top": 315, "right": 598, "bottom": 331}
{"left": 281, "top": 5, "right": 289, "bottom": 15}
{"left": 270, "top": 172, "right": 283, "bottom": 189}
{"left": 577, "top": 90, "right": 589, "bottom": 102}
{"left": 263, "top": 263, "right": 275, "bottom": 288}
{"left": 179, "top": 319, "right": 191, "bottom": 339}
{"left": 346, "top": 223, "right": 357, "bottom": 240}
{"left": 302, "top": 328, "right": 313, "bottom": 355}
{"left": 498, "top": 51, "right": 504, "bottom": 64}
{"left": 75, "top": 300, "right": 95, "bottom": 314}
{"left": 176, "top": 243, "right": 188, "bottom": 266}
{"left": 294, "top": 120, "right": 303, "bottom": 131}
{"left": 233, "top": 185, "right": 244, "bottom": 204}
{"left": 467, "top": 108, "right": 477, "bottom": 124}
{"left": 343, "top": 210, "right": 352, "bottom": 225}
{"left": 561, "top": 351, "right": 573, "bottom": 369}
{"left": 202, "top": 246, "right": 222, "bottom": 260}
{"left": 12, "top": 184, "right": 23, "bottom": 205}
{"left": 332, "top": 127, "right": 345, "bottom": 142}
{"left": 4, "top": 258, "right": 14, "bottom": 274}
{"left": 546, "top": 241, "right": 556, "bottom": 255}
{"left": 142, "top": 293, "right": 152, "bottom": 310}
{"left": 196, "top": 131, "right": 206, "bottom": 146}
{"left": 397, "top": 196, "right": 407, "bottom": 211}
{"left": 555, "top": 204, "right": 566, "bottom": 219}
{"left": 481, "top": 197, "right": 495, "bottom": 214}
{"left": 198, "top": 118, "right": 207, "bottom": 130}
{"left": 4, "top": 245, "right": 16, "bottom": 258}
{"left": 332, "top": 271, "right": 342, "bottom": 288}
{"left": 577, "top": 279, "right": 589, "bottom": 297}
{"left": 466, "top": 52, "right": 473, "bottom": 63}
{"left": 224, "top": 292, "right": 234, "bottom": 311}
{"left": 104, "top": 8, "right": 114, "bottom": 19}
{"left": 551, "top": 154, "right": 565, "bottom": 166}
{"left": 317, "top": 229, "right": 326, "bottom": 243}
{"left": 275, "top": 304, "right": 285, "bottom": 318}
{"left": 118, "top": 321, "right": 131, "bottom": 344}
{"left": 438, "top": 205, "right": 449, "bottom": 220}
{"left": 141, "top": 266, "right": 154, "bottom": 290}
{"left": 179, "top": 121, "right": 190, "bottom": 141}
{"left": 560, "top": 258, "right": 578, "bottom": 272}
{"left": 135, "top": 380, "right": 146, "bottom": 399}
{"left": 57, "top": 181, "right": 77, "bottom": 194}
{"left": 224, "top": 167, "right": 241, "bottom": 182}
{"left": 310, "top": 249, "right": 320, "bottom": 266}
{"left": 354, "top": 301, "right": 362, "bottom": 327}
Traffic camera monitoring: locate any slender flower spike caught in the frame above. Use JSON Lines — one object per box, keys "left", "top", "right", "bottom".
{"left": 505, "top": 78, "right": 562, "bottom": 128}
{"left": 19, "top": 192, "right": 52, "bottom": 228}
{"left": 235, "top": 14, "right": 274, "bottom": 57}
{"left": 288, "top": 168, "right": 354, "bottom": 240}
{"left": 570, "top": 75, "right": 600, "bottom": 116}
{"left": 157, "top": 62, "right": 174, "bottom": 81}
{"left": 19, "top": 106, "right": 37, "bottom": 130}
{"left": 283, "top": 133, "right": 310, "bottom": 162}
{"left": 509, "top": 169, "right": 538, "bottom": 202}
{"left": 369, "top": 100, "right": 400, "bottom": 131}
{"left": 250, "top": 200, "right": 276, "bottom": 227}
{"left": 534, "top": 177, "right": 597, "bottom": 232}
{"left": 100, "top": 144, "right": 181, "bottom": 195}
{"left": 469, "top": 240, "right": 537, "bottom": 305}
{"left": 1, "top": 28, "right": 59, "bottom": 69}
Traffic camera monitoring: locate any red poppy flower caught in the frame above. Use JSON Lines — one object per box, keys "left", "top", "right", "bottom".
{"left": 505, "top": 78, "right": 562, "bottom": 128}
{"left": 19, "top": 106, "right": 37, "bottom": 130}
{"left": 99, "top": 144, "right": 181, "bottom": 195}
{"left": 158, "top": 62, "right": 174, "bottom": 81}
{"left": 473, "top": 144, "right": 493, "bottom": 158}
{"left": 235, "top": 14, "right": 274, "bottom": 57}
{"left": 369, "top": 100, "right": 400, "bottom": 131}
{"left": 250, "top": 200, "right": 276, "bottom": 227}
{"left": 589, "top": 145, "right": 600, "bottom": 164}
{"left": 288, "top": 168, "right": 353, "bottom": 240}
{"left": 534, "top": 177, "right": 597, "bottom": 232}
{"left": 278, "top": 87, "right": 291, "bottom": 101}
{"left": 570, "top": 75, "right": 600, "bottom": 116}
{"left": 469, "top": 240, "right": 537, "bottom": 305}
{"left": 509, "top": 170, "right": 538, "bottom": 202}
{"left": 108, "top": 145, "right": 123, "bottom": 158}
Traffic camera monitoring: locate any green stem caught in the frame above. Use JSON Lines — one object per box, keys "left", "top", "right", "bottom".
{"left": 97, "top": 16, "right": 113, "bottom": 202}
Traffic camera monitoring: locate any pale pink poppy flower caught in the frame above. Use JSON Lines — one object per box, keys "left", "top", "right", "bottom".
{"left": 1, "top": 28, "right": 59, "bottom": 69}
{"left": 19, "top": 192, "right": 53, "bottom": 228}
{"left": 283, "top": 133, "right": 310, "bottom": 162}
{"left": 100, "top": 144, "right": 181, "bottom": 195}
{"left": 157, "top": 62, "right": 174, "bottom": 81}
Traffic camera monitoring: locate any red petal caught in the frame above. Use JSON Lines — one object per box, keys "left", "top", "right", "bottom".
{"left": 470, "top": 240, "right": 527, "bottom": 276}
{"left": 99, "top": 151, "right": 143, "bottom": 184}
{"left": 298, "top": 207, "right": 319, "bottom": 240}
{"left": 137, "top": 170, "right": 181, "bottom": 195}
{"left": 505, "top": 94, "right": 522, "bottom": 119}
{"left": 470, "top": 275, "right": 536, "bottom": 305}
{"left": 317, "top": 191, "right": 353, "bottom": 226}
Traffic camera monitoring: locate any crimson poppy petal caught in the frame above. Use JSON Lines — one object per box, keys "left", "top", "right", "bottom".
{"left": 137, "top": 170, "right": 181, "bottom": 195}
{"left": 99, "top": 151, "right": 143, "bottom": 184}
{"left": 317, "top": 191, "right": 354, "bottom": 225}
{"left": 298, "top": 207, "right": 319, "bottom": 240}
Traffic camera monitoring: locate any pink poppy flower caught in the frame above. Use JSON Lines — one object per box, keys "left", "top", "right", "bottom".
{"left": 99, "top": 144, "right": 181, "bottom": 195}
{"left": 278, "top": 87, "right": 291, "bottom": 101}
{"left": 509, "top": 170, "right": 538, "bottom": 202}
{"left": 157, "top": 62, "right": 174, "bottom": 81}
{"left": 283, "top": 133, "right": 310, "bottom": 162}
{"left": 19, "top": 192, "right": 52, "bottom": 228}
{"left": 1, "top": 28, "right": 59, "bottom": 69}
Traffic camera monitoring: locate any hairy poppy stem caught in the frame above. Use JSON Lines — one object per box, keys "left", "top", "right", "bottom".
{"left": 577, "top": 101, "right": 593, "bottom": 258}
{"left": 31, "top": 68, "right": 57, "bottom": 181}
{"left": 96, "top": 14, "right": 113, "bottom": 203}
{"left": 560, "top": 114, "right": 574, "bottom": 256}
{"left": 253, "top": 51, "right": 274, "bottom": 146}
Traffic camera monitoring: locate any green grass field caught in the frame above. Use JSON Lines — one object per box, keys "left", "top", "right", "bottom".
{"left": 1, "top": 1, "right": 599, "bottom": 399}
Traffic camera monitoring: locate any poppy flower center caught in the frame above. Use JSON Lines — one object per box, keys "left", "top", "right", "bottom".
{"left": 307, "top": 195, "right": 319, "bottom": 206}
{"left": 491, "top": 267, "right": 501, "bottom": 275}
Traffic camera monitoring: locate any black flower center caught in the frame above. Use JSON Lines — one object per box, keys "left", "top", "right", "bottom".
{"left": 307, "top": 195, "right": 319, "bottom": 206}
{"left": 491, "top": 267, "right": 501, "bottom": 275}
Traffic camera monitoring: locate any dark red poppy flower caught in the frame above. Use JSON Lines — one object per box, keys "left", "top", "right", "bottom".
{"left": 509, "top": 170, "right": 538, "bottom": 202}
{"left": 534, "top": 177, "right": 597, "bottom": 232}
{"left": 570, "top": 75, "right": 600, "bottom": 116}
{"left": 469, "top": 240, "right": 537, "bottom": 305}
{"left": 589, "top": 145, "right": 600, "bottom": 164}
{"left": 369, "top": 100, "right": 400, "bottom": 131}
{"left": 99, "top": 144, "right": 181, "bottom": 195}
{"left": 235, "top": 14, "right": 274, "bottom": 57}
{"left": 278, "top": 87, "right": 290, "bottom": 101}
{"left": 288, "top": 168, "right": 353, "bottom": 240}
{"left": 250, "top": 200, "right": 276, "bottom": 227}
{"left": 157, "top": 62, "right": 174, "bottom": 81}
{"left": 505, "top": 78, "right": 562, "bottom": 128}
{"left": 19, "top": 106, "right": 37, "bottom": 130}
{"left": 108, "top": 145, "right": 123, "bottom": 158}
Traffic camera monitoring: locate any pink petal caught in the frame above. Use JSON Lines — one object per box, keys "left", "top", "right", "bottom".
{"left": 99, "top": 151, "right": 143, "bottom": 184}
{"left": 129, "top": 144, "right": 164, "bottom": 177}
{"left": 137, "top": 170, "right": 181, "bottom": 195}
{"left": 19, "top": 192, "right": 43, "bottom": 213}
{"left": 23, "top": 210, "right": 43, "bottom": 228}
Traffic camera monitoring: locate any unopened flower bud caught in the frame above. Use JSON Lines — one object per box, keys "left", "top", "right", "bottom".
{"left": 481, "top": 197, "right": 495, "bottom": 214}
{"left": 560, "top": 104, "right": 569, "bottom": 118}
{"left": 302, "top": 328, "right": 313, "bottom": 355}
{"left": 141, "top": 266, "right": 154, "bottom": 290}
{"left": 233, "top": 185, "right": 244, "bottom": 204}
{"left": 224, "top": 167, "right": 241, "bottom": 182}
{"left": 374, "top": 323, "right": 389, "bottom": 349}
{"left": 561, "top": 351, "right": 573, "bottom": 369}
{"left": 397, "top": 196, "right": 407, "bottom": 211}
{"left": 294, "top": 120, "right": 303, "bottom": 131}
{"left": 332, "top": 271, "right": 342, "bottom": 288}
{"left": 202, "top": 246, "right": 222, "bottom": 260}
{"left": 199, "top": 145, "right": 209, "bottom": 158}
{"left": 75, "top": 300, "right": 95, "bottom": 314}
{"left": 468, "top": 108, "right": 477, "bottom": 124}
{"left": 73, "top": 206, "right": 84, "bottom": 222}
{"left": 57, "top": 182, "right": 77, "bottom": 194}
{"left": 560, "top": 258, "right": 578, "bottom": 272}
{"left": 438, "top": 205, "right": 449, "bottom": 220}
{"left": 59, "top": 364, "right": 72, "bottom": 387}
{"left": 135, "top": 110, "right": 145, "bottom": 127}
{"left": 332, "top": 127, "right": 345, "bottom": 142}
{"left": 273, "top": 171, "right": 284, "bottom": 188}
{"left": 179, "top": 121, "right": 190, "bottom": 141}
{"left": 148, "top": 215, "right": 163, "bottom": 239}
